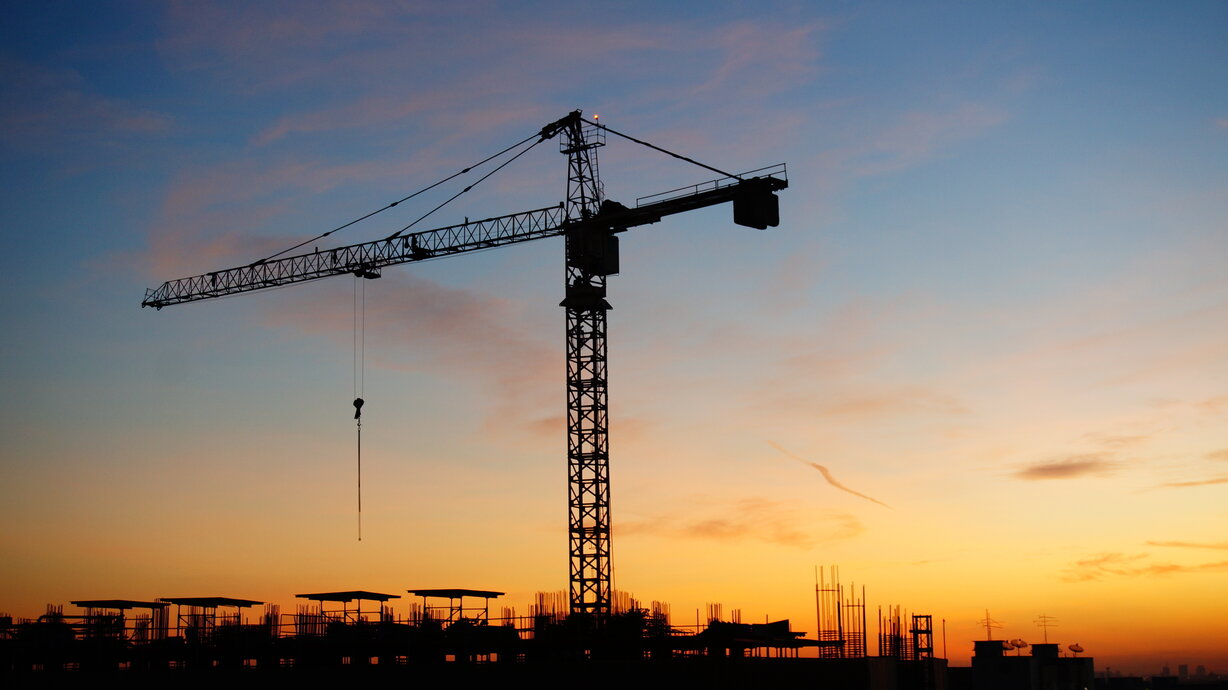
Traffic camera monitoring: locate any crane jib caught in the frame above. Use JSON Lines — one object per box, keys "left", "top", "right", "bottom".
{"left": 141, "top": 169, "right": 786, "bottom": 309}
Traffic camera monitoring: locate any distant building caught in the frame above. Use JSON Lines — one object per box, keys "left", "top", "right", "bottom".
{"left": 948, "top": 640, "right": 1094, "bottom": 690}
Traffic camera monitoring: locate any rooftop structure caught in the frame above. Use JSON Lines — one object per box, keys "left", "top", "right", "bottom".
{"left": 407, "top": 589, "right": 503, "bottom": 625}
{"left": 295, "top": 590, "right": 399, "bottom": 624}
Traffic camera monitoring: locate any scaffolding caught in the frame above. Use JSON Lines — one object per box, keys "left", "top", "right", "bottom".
{"left": 158, "top": 597, "right": 262, "bottom": 643}
{"left": 814, "top": 565, "right": 867, "bottom": 658}
{"left": 69, "top": 600, "right": 169, "bottom": 643}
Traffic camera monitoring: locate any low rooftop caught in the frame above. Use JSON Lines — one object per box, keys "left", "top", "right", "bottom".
{"left": 295, "top": 590, "right": 401, "bottom": 603}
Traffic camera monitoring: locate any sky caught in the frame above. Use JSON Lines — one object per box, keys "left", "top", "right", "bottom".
{"left": 1, "top": 0, "right": 1226, "bottom": 675}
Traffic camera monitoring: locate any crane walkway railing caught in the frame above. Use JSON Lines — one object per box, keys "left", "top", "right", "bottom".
{"left": 634, "top": 163, "right": 787, "bottom": 208}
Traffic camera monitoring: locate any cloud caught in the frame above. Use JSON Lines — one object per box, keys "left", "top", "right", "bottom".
{"left": 158, "top": 2, "right": 821, "bottom": 159}
{"left": 250, "top": 92, "right": 545, "bottom": 147}
{"left": 0, "top": 56, "right": 173, "bottom": 158}
{"left": 1081, "top": 432, "right": 1149, "bottom": 449}
{"left": 619, "top": 498, "right": 862, "bottom": 550}
{"left": 815, "top": 389, "right": 968, "bottom": 418}
{"left": 1145, "top": 541, "right": 1228, "bottom": 551}
{"left": 1013, "top": 454, "right": 1117, "bottom": 480}
{"left": 682, "top": 21, "right": 821, "bottom": 98}
{"left": 137, "top": 151, "right": 422, "bottom": 278}
{"left": 845, "top": 102, "right": 1008, "bottom": 177}
{"left": 754, "top": 247, "right": 826, "bottom": 312}
{"left": 261, "top": 272, "right": 556, "bottom": 435}
{"left": 1197, "top": 396, "right": 1228, "bottom": 415}
{"left": 1063, "top": 552, "right": 1228, "bottom": 582}
{"left": 1154, "top": 477, "right": 1228, "bottom": 489}
{"left": 755, "top": 367, "right": 970, "bottom": 425}
{"left": 1206, "top": 449, "right": 1228, "bottom": 461}
{"left": 768, "top": 442, "right": 891, "bottom": 508}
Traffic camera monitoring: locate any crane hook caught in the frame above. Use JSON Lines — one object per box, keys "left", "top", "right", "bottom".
{"left": 353, "top": 397, "right": 364, "bottom": 420}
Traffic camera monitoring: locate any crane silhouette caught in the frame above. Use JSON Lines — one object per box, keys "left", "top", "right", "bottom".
{"left": 143, "top": 111, "right": 788, "bottom": 621}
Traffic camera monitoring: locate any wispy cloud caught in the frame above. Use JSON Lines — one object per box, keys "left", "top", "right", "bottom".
{"left": 768, "top": 442, "right": 891, "bottom": 508}
{"left": 619, "top": 498, "right": 862, "bottom": 549}
{"left": 1013, "top": 454, "right": 1117, "bottom": 480}
{"left": 135, "top": 148, "right": 438, "bottom": 278}
{"left": 1154, "top": 477, "right": 1228, "bottom": 489}
{"left": 1081, "top": 432, "right": 1149, "bottom": 449}
{"left": 1206, "top": 449, "right": 1228, "bottom": 461}
{"left": 1063, "top": 552, "right": 1228, "bottom": 582}
{"left": 261, "top": 272, "right": 556, "bottom": 435}
{"left": 845, "top": 102, "right": 1008, "bottom": 178}
{"left": 818, "top": 389, "right": 968, "bottom": 418}
{"left": 1145, "top": 540, "right": 1228, "bottom": 551}
{"left": 1196, "top": 396, "right": 1228, "bottom": 415}
{"left": 0, "top": 56, "right": 172, "bottom": 161}
{"left": 160, "top": 3, "right": 821, "bottom": 127}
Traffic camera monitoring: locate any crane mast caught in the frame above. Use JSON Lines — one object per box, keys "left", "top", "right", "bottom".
{"left": 143, "top": 111, "right": 786, "bottom": 623}
{"left": 559, "top": 115, "right": 612, "bottom": 618}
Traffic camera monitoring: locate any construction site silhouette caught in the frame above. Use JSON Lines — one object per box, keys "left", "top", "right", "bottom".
{"left": 2, "top": 115, "right": 1116, "bottom": 690}
{"left": 2, "top": 577, "right": 1111, "bottom": 690}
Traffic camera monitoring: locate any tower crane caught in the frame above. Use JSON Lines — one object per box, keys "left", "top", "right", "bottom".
{"left": 142, "top": 111, "right": 787, "bottom": 620}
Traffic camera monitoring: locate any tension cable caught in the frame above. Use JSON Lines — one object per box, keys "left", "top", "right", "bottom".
{"left": 256, "top": 130, "right": 541, "bottom": 264}
{"left": 590, "top": 120, "right": 741, "bottom": 181}
{"left": 386, "top": 135, "right": 544, "bottom": 240}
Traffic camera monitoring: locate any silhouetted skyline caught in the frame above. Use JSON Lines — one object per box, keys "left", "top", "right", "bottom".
{"left": 2, "top": 1, "right": 1226, "bottom": 676}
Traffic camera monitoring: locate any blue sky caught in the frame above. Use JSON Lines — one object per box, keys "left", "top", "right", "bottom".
{"left": 2, "top": 1, "right": 1226, "bottom": 672}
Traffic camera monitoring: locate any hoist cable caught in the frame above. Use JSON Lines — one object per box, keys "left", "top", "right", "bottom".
{"left": 256, "top": 131, "right": 540, "bottom": 263}
{"left": 386, "top": 136, "right": 544, "bottom": 240}
{"left": 352, "top": 277, "right": 358, "bottom": 400}
{"left": 360, "top": 277, "right": 366, "bottom": 396}
{"left": 590, "top": 121, "right": 741, "bottom": 181}
{"left": 352, "top": 275, "right": 367, "bottom": 542}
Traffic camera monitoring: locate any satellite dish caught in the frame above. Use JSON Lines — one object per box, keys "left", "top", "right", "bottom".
{"left": 1069, "top": 643, "right": 1084, "bottom": 655}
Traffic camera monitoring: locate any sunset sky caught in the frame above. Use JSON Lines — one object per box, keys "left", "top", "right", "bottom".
{"left": 2, "top": 1, "right": 1226, "bottom": 675}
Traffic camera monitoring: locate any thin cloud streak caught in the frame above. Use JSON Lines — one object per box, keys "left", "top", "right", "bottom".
{"left": 1013, "top": 455, "right": 1117, "bottom": 480}
{"left": 1145, "top": 540, "right": 1228, "bottom": 551}
{"left": 1155, "top": 477, "right": 1228, "bottom": 489}
{"left": 767, "top": 441, "right": 891, "bottom": 508}
{"left": 1063, "top": 552, "right": 1228, "bottom": 582}
{"left": 1081, "top": 432, "right": 1149, "bottom": 449}
{"left": 619, "top": 498, "right": 863, "bottom": 550}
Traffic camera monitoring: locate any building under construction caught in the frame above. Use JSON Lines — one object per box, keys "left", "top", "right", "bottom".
{"left": 1, "top": 574, "right": 1098, "bottom": 690}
